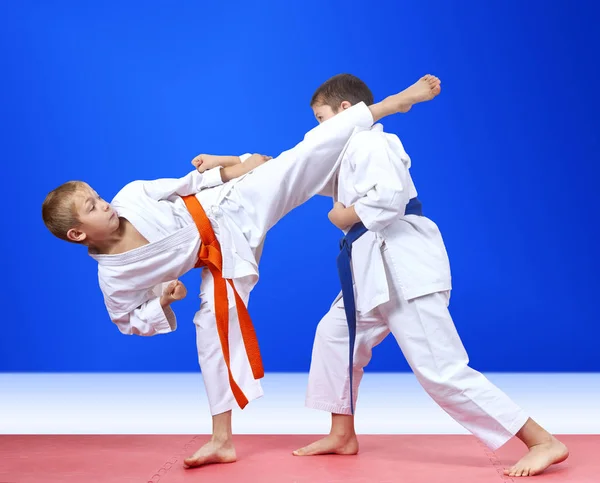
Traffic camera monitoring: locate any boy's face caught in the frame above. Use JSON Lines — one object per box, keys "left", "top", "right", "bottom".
{"left": 312, "top": 103, "right": 338, "bottom": 124}
{"left": 66, "top": 184, "right": 119, "bottom": 243}
{"left": 312, "top": 101, "right": 351, "bottom": 124}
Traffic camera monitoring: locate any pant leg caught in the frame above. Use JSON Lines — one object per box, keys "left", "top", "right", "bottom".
{"left": 227, "top": 102, "right": 373, "bottom": 248}
{"left": 194, "top": 269, "right": 263, "bottom": 415}
{"left": 380, "top": 253, "right": 528, "bottom": 450}
{"left": 305, "top": 293, "right": 389, "bottom": 414}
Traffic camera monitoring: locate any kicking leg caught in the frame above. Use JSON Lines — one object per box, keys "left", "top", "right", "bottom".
{"left": 229, "top": 75, "right": 441, "bottom": 249}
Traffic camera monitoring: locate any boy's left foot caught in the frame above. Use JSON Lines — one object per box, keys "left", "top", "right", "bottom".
{"left": 292, "top": 433, "right": 359, "bottom": 456}
{"left": 183, "top": 439, "right": 237, "bottom": 468}
{"left": 504, "top": 436, "right": 569, "bottom": 477}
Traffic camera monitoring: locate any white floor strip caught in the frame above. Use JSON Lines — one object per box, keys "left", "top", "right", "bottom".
{"left": 1, "top": 373, "right": 598, "bottom": 435}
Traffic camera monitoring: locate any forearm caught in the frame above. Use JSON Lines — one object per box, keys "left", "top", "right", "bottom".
{"left": 216, "top": 155, "right": 242, "bottom": 167}
{"left": 220, "top": 162, "right": 249, "bottom": 182}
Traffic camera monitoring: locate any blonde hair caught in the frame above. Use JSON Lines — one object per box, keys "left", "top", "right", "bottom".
{"left": 42, "top": 181, "right": 88, "bottom": 242}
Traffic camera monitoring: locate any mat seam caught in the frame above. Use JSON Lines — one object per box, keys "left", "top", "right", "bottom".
{"left": 476, "top": 438, "right": 515, "bottom": 482}
{"left": 146, "top": 435, "right": 203, "bottom": 483}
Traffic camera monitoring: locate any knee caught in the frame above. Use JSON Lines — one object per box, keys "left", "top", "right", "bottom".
{"left": 415, "top": 362, "right": 473, "bottom": 399}
{"left": 193, "top": 304, "right": 215, "bottom": 330}
{"left": 314, "top": 315, "right": 347, "bottom": 345}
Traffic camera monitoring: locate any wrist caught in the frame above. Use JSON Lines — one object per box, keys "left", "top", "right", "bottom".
{"left": 160, "top": 295, "right": 172, "bottom": 308}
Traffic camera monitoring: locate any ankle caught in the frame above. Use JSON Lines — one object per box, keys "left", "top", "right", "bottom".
{"left": 330, "top": 413, "right": 356, "bottom": 437}
{"left": 528, "top": 435, "right": 555, "bottom": 448}
{"left": 516, "top": 418, "right": 554, "bottom": 448}
{"left": 331, "top": 431, "right": 356, "bottom": 440}
{"left": 211, "top": 433, "right": 232, "bottom": 445}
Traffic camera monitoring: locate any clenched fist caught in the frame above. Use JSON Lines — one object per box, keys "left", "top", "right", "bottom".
{"left": 160, "top": 280, "right": 187, "bottom": 307}
{"left": 191, "top": 154, "right": 223, "bottom": 173}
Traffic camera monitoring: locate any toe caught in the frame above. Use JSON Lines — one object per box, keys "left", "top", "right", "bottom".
{"left": 293, "top": 445, "right": 313, "bottom": 456}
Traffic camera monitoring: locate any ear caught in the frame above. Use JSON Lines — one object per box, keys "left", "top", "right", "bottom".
{"left": 66, "top": 227, "right": 87, "bottom": 243}
{"left": 340, "top": 101, "right": 352, "bottom": 111}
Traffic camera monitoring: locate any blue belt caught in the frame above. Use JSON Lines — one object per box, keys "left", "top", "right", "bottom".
{"left": 336, "top": 197, "right": 423, "bottom": 414}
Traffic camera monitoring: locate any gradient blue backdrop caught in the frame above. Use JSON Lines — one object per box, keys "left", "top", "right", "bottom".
{"left": 1, "top": 1, "right": 598, "bottom": 373}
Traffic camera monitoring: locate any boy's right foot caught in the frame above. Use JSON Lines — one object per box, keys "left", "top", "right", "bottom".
{"left": 292, "top": 433, "right": 359, "bottom": 456}
{"left": 391, "top": 74, "right": 441, "bottom": 113}
{"left": 183, "top": 439, "right": 237, "bottom": 468}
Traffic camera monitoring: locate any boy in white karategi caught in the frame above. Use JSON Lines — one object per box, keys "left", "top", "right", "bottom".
{"left": 41, "top": 75, "right": 442, "bottom": 469}
{"left": 293, "top": 74, "right": 568, "bottom": 478}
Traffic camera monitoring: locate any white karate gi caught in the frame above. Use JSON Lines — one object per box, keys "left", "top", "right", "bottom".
{"left": 306, "top": 124, "right": 528, "bottom": 450}
{"left": 88, "top": 102, "right": 375, "bottom": 415}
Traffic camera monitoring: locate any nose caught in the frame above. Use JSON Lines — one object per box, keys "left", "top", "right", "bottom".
{"left": 102, "top": 200, "right": 111, "bottom": 211}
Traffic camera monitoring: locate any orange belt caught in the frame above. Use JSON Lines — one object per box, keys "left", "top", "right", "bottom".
{"left": 181, "top": 195, "right": 264, "bottom": 409}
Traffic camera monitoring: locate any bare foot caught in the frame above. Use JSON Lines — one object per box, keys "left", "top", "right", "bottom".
{"left": 392, "top": 74, "right": 441, "bottom": 113}
{"left": 183, "top": 439, "right": 237, "bottom": 468}
{"left": 292, "top": 433, "right": 359, "bottom": 456}
{"left": 504, "top": 436, "right": 569, "bottom": 477}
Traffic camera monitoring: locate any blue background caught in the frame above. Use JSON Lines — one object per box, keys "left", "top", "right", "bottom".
{"left": 1, "top": 1, "right": 598, "bottom": 373}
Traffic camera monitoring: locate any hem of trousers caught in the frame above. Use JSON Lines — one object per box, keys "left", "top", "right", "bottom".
{"left": 484, "top": 409, "right": 529, "bottom": 451}
{"left": 305, "top": 397, "right": 353, "bottom": 415}
{"left": 209, "top": 383, "right": 265, "bottom": 416}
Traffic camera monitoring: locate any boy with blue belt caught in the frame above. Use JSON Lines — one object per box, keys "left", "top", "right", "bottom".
{"left": 294, "top": 74, "right": 568, "bottom": 478}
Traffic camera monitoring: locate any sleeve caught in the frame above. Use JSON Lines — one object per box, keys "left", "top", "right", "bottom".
{"left": 101, "top": 281, "right": 178, "bottom": 337}
{"left": 350, "top": 132, "right": 410, "bottom": 233}
{"left": 111, "top": 297, "right": 177, "bottom": 336}
{"left": 317, "top": 176, "right": 337, "bottom": 198}
{"left": 128, "top": 168, "right": 224, "bottom": 202}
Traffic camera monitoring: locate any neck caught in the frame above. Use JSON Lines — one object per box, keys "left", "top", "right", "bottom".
{"left": 87, "top": 218, "right": 127, "bottom": 255}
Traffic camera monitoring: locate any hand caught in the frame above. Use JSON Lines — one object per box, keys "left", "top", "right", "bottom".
{"left": 191, "top": 154, "right": 220, "bottom": 173}
{"left": 160, "top": 280, "right": 187, "bottom": 307}
{"left": 328, "top": 202, "right": 353, "bottom": 230}
{"left": 244, "top": 153, "right": 272, "bottom": 171}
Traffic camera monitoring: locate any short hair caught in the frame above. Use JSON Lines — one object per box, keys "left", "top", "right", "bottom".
{"left": 42, "top": 181, "right": 87, "bottom": 242}
{"left": 310, "top": 74, "right": 374, "bottom": 110}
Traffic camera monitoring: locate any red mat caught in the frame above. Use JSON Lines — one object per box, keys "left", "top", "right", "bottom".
{"left": 0, "top": 435, "right": 596, "bottom": 482}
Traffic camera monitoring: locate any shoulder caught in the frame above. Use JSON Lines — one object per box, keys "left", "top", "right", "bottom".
{"left": 351, "top": 126, "right": 388, "bottom": 144}
{"left": 346, "top": 125, "right": 397, "bottom": 160}
{"left": 346, "top": 126, "right": 387, "bottom": 155}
